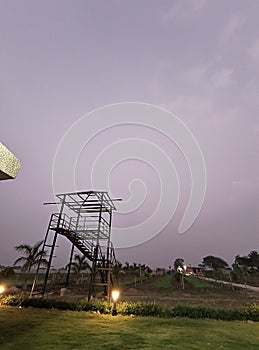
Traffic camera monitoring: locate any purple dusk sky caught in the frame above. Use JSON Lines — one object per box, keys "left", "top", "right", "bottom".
{"left": 1, "top": 0, "right": 258, "bottom": 269}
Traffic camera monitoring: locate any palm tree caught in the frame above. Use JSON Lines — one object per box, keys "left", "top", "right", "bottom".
{"left": 13, "top": 240, "right": 47, "bottom": 290}
{"left": 66, "top": 254, "right": 90, "bottom": 284}
{"left": 141, "top": 264, "right": 152, "bottom": 276}
{"left": 123, "top": 262, "right": 130, "bottom": 271}
{"left": 132, "top": 262, "right": 138, "bottom": 271}
{"left": 248, "top": 251, "right": 259, "bottom": 269}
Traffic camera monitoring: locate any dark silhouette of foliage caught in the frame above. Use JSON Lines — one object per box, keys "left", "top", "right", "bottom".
{"left": 202, "top": 256, "right": 228, "bottom": 270}
{"left": 13, "top": 240, "right": 48, "bottom": 289}
{"left": 173, "top": 258, "right": 184, "bottom": 271}
{"left": 0, "top": 266, "right": 15, "bottom": 278}
{"left": 66, "top": 254, "right": 90, "bottom": 284}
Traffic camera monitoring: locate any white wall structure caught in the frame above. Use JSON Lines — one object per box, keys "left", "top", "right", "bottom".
{"left": 0, "top": 142, "right": 21, "bottom": 180}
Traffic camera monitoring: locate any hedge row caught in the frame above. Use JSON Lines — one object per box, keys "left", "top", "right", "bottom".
{"left": 1, "top": 294, "right": 259, "bottom": 321}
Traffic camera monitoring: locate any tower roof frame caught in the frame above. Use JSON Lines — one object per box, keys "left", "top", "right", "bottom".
{"left": 55, "top": 190, "right": 118, "bottom": 214}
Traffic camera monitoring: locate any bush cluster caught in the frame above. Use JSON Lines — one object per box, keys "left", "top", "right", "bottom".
{"left": 118, "top": 302, "right": 165, "bottom": 317}
{"left": 1, "top": 294, "right": 259, "bottom": 322}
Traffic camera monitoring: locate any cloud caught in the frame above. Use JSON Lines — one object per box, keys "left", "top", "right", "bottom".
{"left": 231, "top": 179, "right": 259, "bottom": 198}
{"left": 191, "top": 0, "right": 208, "bottom": 11}
{"left": 241, "top": 78, "right": 259, "bottom": 106}
{"left": 163, "top": 95, "right": 213, "bottom": 123}
{"left": 161, "top": 0, "right": 207, "bottom": 22}
{"left": 182, "top": 65, "right": 209, "bottom": 88}
{"left": 219, "top": 14, "right": 246, "bottom": 46}
{"left": 211, "top": 68, "right": 234, "bottom": 88}
{"left": 210, "top": 106, "right": 239, "bottom": 129}
{"left": 248, "top": 38, "right": 259, "bottom": 60}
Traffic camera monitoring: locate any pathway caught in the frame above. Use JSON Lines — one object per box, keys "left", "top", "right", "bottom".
{"left": 200, "top": 277, "right": 259, "bottom": 292}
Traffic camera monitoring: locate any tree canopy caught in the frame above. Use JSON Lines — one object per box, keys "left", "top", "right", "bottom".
{"left": 234, "top": 251, "right": 259, "bottom": 270}
{"left": 173, "top": 258, "right": 185, "bottom": 271}
{"left": 202, "top": 255, "right": 228, "bottom": 270}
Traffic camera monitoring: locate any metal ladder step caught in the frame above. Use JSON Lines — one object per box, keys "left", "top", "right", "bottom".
{"left": 44, "top": 244, "right": 59, "bottom": 248}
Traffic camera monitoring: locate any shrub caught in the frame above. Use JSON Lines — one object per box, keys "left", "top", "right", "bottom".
{"left": 76, "top": 300, "right": 113, "bottom": 314}
{"left": 174, "top": 272, "right": 182, "bottom": 283}
{"left": 0, "top": 293, "right": 27, "bottom": 306}
{"left": 0, "top": 266, "right": 16, "bottom": 278}
{"left": 1, "top": 294, "right": 259, "bottom": 322}
{"left": 117, "top": 302, "right": 164, "bottom": 317}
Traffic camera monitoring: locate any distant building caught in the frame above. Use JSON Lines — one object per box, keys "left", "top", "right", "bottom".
{"left": 184, "top": 266, "right": 205, "bottom": 276}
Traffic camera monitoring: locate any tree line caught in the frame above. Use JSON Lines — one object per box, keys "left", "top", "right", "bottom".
{"left": 1, "top": 240, "right": 259, "bottom": 288}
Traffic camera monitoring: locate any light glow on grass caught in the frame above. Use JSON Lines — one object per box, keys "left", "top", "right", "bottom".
{"left": 0, "top": 308, "right": 259, "bottom": 349}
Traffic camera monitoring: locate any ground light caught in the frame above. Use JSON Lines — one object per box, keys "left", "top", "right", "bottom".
{"left": 0, "top": 285, "right": 5, "bottom": 294}
{"left": 111, "top": 290, "right": 120, "bottom": 316}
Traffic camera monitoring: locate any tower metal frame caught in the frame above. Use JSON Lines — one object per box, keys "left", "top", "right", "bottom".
{"left": 30, "top": 191, "right": 118, "bottom": 301}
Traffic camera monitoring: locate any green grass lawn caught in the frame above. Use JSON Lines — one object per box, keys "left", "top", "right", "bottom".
{"left": 185, "top": 276, "right": 215, "bottom": 291}
{"left": 151, "top": 274, "right": 216, "bottom": 291}
{"left": 151, "top": 274, "right": 173, "bottom": 289}
{"left": 1, "top": 306, "right": 259, "bottom": 349}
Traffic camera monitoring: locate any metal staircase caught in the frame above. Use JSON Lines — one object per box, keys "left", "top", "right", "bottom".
{"left": 30, "top": 191, "right": 119, "bottom": 301}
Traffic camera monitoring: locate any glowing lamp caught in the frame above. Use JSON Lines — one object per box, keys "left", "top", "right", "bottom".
{"left": 111, "top": 290, "right": 120, "bottom": 302}
{"left": 111, "top": 290, "right": 120, "bottom": 316}
{"left": 0, "top": 285, "right": 5, "bottom": 294}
